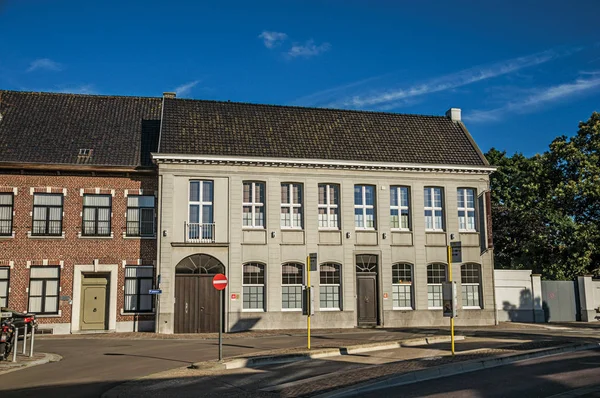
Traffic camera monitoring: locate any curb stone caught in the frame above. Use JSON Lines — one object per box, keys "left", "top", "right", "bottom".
{"left": 0, "top": 353, "right": 62, "bottom": 376}
{"left": 193, "top": 335, "right": 466, "bottom": 370}
{"left": 315, "top": 342, "right": 600, "bottom": 398}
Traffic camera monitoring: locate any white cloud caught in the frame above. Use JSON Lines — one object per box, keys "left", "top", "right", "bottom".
{"left": 287, "top": 40, "right": 331, "bottom": 58}
{"left": 173, "top": 80, "right": 200, "bottom": 97}
{"left": 332, "top": 49, "right": 570, "bottom": 109}
{"left": 465, "top": 74, "right": 600, "bottom": 123}
{"left": 27, "top": 58, "right": 62, "bottom": 72}
{"left": 258, "top": 31, "right": 288, "bottom": 49}
{"left": 53, "top": 85, "right": 95, "bottom": 94}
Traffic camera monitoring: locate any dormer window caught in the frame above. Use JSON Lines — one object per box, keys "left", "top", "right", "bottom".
{"left": 78, "top": 149, "right": 92, "bottom": 157}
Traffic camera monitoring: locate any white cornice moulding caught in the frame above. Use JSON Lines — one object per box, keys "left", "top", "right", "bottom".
{"left": 151, "top": 153, "right": 496, "bottom": 174}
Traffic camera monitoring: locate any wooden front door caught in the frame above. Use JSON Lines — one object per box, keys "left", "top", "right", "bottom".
{"left": 175, "top": 275, "right": 220, "bottom": 333}
{"left": 356, "top": 274, "right": 378, "bottom": 326}
{"left": 80, "top": 274, "right": 109, "bottom": 330}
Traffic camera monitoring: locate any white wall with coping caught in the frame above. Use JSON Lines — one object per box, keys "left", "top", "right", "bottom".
{"left": 494, "top": 269, "right": 543, "bottom": 323}
{"left": 578, "top": 276, "right": 600, "bottom": 322}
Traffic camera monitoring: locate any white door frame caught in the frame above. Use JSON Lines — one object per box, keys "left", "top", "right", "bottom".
{"left": 71, "top": 263, "right": 118, "bottom": 333}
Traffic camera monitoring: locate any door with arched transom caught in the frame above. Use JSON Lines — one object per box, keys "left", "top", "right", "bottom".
{"left": 174, "top": 254, "right": 225, "bottom": 333}
{"left": 356, "top": 254, "right": 379, "bottom": 327}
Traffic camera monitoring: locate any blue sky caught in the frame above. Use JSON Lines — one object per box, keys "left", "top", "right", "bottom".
{"left": 1, "top": 0, "right": 599, "bottom": 157}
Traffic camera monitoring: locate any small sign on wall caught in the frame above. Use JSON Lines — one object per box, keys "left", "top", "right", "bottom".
{"left": 60, "top": 295, "right": 71, "bottom": 301}
{"left": 231, "top": 293, "right": 238, "bottom": 301}
{"left": 383, "top": 292, "right": 389, "bottom": 300}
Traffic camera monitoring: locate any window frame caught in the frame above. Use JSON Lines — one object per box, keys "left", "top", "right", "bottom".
{"left": 82, "top": 194, "right": 112, "bottom": 236}
{"left": 0, "top": 193, "right": 14, "bottom": 236}
{"left": 242, "top": 262, "right": 266, "bottom": 311}
{"left": 427, "top": 263, "right": 447, "bottom": 309}
{"left": 188, "top": 180, "right": 214, "bottom": 240}
{"left": 354, "top": 185, "right": 376, "bottom": 230}
{"left": 457, "top": 188, "right": 477, "bottom": 232}
{"left": 390, "top": 186, "right": 411, "bottom": 231}
{"left": 281, "top": 262, "right": 304, "bottom": 311}
{"left": 280, "top": 183, "right": 303, "bottom": 229}
{"left": 28, "top": 266, "right": 60, "bottom": 315}
{"left": 461, "top": 263, "right": 483, "bottom": 309}
{"left": 124, "top": 265, "right": 155, "bottom": 313}
{"left": 32, "top": 193, "right": 64, "bottom": 236}
{"left": 319, "top": 262, "right": 342, "bottom": 311}
{"left": 242, "top": 182, "right": 266, "bottom": 229}
{"left": 392, "top": 263, "right": 413, "bottom": 310}
{"left": 126, "top": 195, "right": 156, "bottom": 237}
{"left": 318, "top": 183, "right": 340, "bottom": 230}
{"left": 424, "top": 187, "right": 445, "bottom": 231}
{"left": 0, "top": 267, "right": 9, "bottom": 308}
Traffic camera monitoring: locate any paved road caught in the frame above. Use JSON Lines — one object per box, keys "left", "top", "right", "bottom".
{"left": 358, "top": 348, "right": 600, "bottom": 398}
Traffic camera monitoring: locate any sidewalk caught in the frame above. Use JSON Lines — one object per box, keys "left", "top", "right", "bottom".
{"left": 102, "top": 333, "right": 595, "bottom": 398}
{"left": 0, "top": 352, "right": 62, "bottom": 375}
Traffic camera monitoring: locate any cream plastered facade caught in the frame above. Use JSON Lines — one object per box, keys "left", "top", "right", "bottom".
{"left": 154, "top": 157, "right": 496, "bottom": 333}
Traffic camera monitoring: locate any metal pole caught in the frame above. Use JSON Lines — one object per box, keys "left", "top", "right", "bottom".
{"left": 447, "top": 245, "right": 455, "bottom": 356}
{"left": 218, "top": 288, "right": 223, "bottom": 361}
{"left": 22, "top": 322, "right": 27, "bottom": 355}
{"left": 29, "top": 322, "right": 35, "bottom": 358}
{"left": 12, "top": 326, "right": 18, "bottom": 362}
{"left": 307, "top": 255, "right": 311, "bottom": 350}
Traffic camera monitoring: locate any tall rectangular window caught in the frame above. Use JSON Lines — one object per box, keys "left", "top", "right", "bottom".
{"left": 282, "top": 263, "right": 303, "bottom": 310}
{"left": 0, "top": 268, "right": 9, "bottom": 308}
{"left": 461, "top": 264, "right": 482, "bottom": 308}
{"left": 424, "top": 187, "right": 444, "bottom": 231}
{"left": 280, "top": 183, "right": 303, "bottom": 229}
{"left": 124, "top": 266, "right": 154, "bottom": 312}
{"left": 427, "top": 263, "right": 446, "bottom": 309}
{"left": 319, "top": 263, "right": 341, "bottom": 310}
{"left": 318, "top": 184, "right": 340, "bottom": 229}
{"left": 0, "top": 193, "right": 13, "bottom": 236}
{"left": 189, "top": 181, "right": 214, "bottom": 240}
{"left": 243, "top": 182, "right": 265, "bottom": 228}
{"left": 392, "top": 263, "right": 413, "bottom": 309}
{"left": 82, "top": 194, "right": 112, "bottom": 236}
{"left": 243, "top": 263, "right": 265, "bottom": 310}
{"left": 126, "top": 195, "right": 155, "bottom": 237}
{"left": 32, "top": 193, "right": 63, "bottom": 236}
{"left": 390, "top": 186, "right": 410, "bottom": 230}
{"left": 28, "top": 266, "right": 60, "bottom": 314}
{"left": 354, "top": 185, "right": 376, "bottom": 229}
{"left": 457, "top": 188, "right": 476, "bottom": 232}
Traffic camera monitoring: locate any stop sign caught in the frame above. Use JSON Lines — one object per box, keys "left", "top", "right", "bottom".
{"left": 212, "top": 273, "right": 228, "bottom": 291}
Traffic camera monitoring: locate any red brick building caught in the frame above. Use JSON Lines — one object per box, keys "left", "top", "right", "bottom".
{"left": 0, "top": 91, "right": 161, "bottom": 333}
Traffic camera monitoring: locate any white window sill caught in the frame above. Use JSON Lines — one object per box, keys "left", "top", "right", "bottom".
{"left": 462, "top": 306, "right": 483, "bottom": 310}
{"left": 391, "top": 228, "right": 411, "bottom": 232}
{"left": 242, "top": 309, "right": 265, "bottom": 313}
{"left": 78, "top": 233, "right": 114, "bottom": 239}
{"left": 319, "top": 307, "right": 341, "bottom": 311}
{"left": 32, "top": 311, "right": 62, "bottom": 318}
{"left": 425, "top": 230, "right": 445, "bottom": 233}
{"left": 355, "top": 228, "right": 376, "bottom": 231}
{"left": 280, "top": 227, "right": 303, "bottom": 230}
{"left": 428, "top": 307, "right": 443, "bottom": 310}
{"left": 120, "top": 309, "right": 155, "bottom": 316}
{"left": 0, "top": 232, "right": 15, "bottom": 239}
{"left": 242, "top": 227, "right": 265, "bottom": 230}
{"left": 28, "top": 232, "right": 65, "bottom": 239}
{"left": 318, "top": 228, "right": 341, "bottom": 231}
{"left": 281, "top": 308, "right": 302, "bottom": 312}
{"left": 122, "top": 235, "right": 156, "bottom": 240}
{"left": 393, "top": 307, "right": 414, "bottom": 311}
{"left": 459, "top": 230, "right": 478, "bottom": 233}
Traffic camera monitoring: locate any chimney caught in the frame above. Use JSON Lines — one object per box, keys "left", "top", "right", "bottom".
{"left": 445, "top": 108, "right": 461, "bottom": 122}
{"left": 163, "top": 92, "right": 176, "bottom": 99}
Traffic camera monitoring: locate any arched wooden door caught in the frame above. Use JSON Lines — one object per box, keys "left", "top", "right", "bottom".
{"left": 174, "top": 254, "right": 225, "bottom": 333}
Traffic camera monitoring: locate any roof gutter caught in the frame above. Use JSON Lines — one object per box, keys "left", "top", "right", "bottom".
{"left": 0, "top": 162, "right": 157, "bottom": 174}
{"left": 151, "top": 153, "right": 497, "bottom": 174}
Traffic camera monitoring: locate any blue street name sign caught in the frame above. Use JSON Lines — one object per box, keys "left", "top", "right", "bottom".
{"left": 149, "top": 289, "right": 162, "bottom": 295}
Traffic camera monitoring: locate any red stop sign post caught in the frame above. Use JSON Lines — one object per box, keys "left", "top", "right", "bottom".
{"left": 212, "top": 273, "right": 227, "bottom": 361}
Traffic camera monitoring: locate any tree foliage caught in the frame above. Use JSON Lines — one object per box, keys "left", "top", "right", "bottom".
{"left": 486, "top": 112, "right": 600, "bottom": 280}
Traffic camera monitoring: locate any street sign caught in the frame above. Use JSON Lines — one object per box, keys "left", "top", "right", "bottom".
{"left": 212, "top": 273, "right": 228, "bottom": 291}
{"left": 442, "top": 281, "right": 457, "bottom": 318}
{"left": 450, "top": 241, "right": 462, "bottom": 263}
{"left": 309, "top": 252, "right": 317, "bottom": 271}
{"left": 149, "top": 289, "right": 162, "bottom": 295}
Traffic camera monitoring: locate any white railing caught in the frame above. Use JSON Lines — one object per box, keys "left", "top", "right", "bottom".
{"left": 185, "top": 222, "right": 215, "bottom": 243}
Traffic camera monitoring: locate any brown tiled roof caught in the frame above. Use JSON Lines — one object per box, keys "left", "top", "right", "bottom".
{"left": 0, "top": 90, "right": 162, "bottom": 168}
{"left": 159, "top": 98, "right": 488, "bottom": 166}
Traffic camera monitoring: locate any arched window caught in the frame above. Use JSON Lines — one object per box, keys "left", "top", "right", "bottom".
{"left": 243, "top": 262, "right": 265, "bottom": 310}
{"left": 392, "top": 263, "right": 413, "bottom": 309}
{"left": 427, "top": 263, "right": 447, "bottom": 309}
{"left": 461, "top": 263, "right": 482, "bottom": 308}
{"left": 282, "top": 262, "right": 304, "bottom": 310}
{"left": 320, "top": 263, "right": 341, "bottom": 310}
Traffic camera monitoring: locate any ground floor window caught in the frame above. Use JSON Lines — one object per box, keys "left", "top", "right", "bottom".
{"left": 0, "top": 267, "right": 9, "bottom": 307}
{"left": 319, "top": 263, "right": 341, "bottom": 309}
{"left": 124, "top": 266, "right": 154, "bottom": 312}
{"left": 28, "top": 266, "right": 60, "bottom": 314}
{"left": 427, "top": 263, "right": 446, "bottom": 309}
{"left": 461, "top": 263, "right": 482, "bottom": 308}
{"left": 243, "top": 262, "right": 265, "bottom": 310}
{"left": 282, "top": 262, "right": 303, "bottom": 310}
{"left": 392, "top": 263, "right": 413, "bottom": 309}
